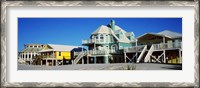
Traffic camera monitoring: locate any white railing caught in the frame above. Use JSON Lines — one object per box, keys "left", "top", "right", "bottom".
{"left": 74, "top": 52, "right": 85, "bottom": 64}
{"left": 74, "top": 51, "right": 87, "bottom": 56}
{"left": 87, "top": 50, "right": 109, "bottom": 55}
{"left": 144, "top": 45, "right": 154, "bottom": 62}
{"left": 74, "top": 49, "right": 110, "bottom": 56}
{"left": 153, "top": 42, "right": 182, "bottom": 50}
{"left": 124, "top": 45, "right": 146, "bottom": 52}
{"left": 74, "top": 52, "right": 82, "bottom": 56}
{"left": 136, "top": 45, "right": 147, "bottom": 63}
{"left": 82, "top": 39, "right": 105, "bottom": 44}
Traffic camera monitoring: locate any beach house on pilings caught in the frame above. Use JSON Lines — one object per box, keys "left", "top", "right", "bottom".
{"left": 73, "top": 20, "right": 182, "bottom": 64}
{"left": 73, "top": 20, "right": 135, "bottom": 64}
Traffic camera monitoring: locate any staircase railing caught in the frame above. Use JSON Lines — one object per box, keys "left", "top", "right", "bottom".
{"left": 144, "top": 45, "right": 154, "bottom": 62}
{"left": 136, "top": 45, "right": 147, "bottom": 63}
{"left": 74, "top": 52, "right": 85, "bottom": 64}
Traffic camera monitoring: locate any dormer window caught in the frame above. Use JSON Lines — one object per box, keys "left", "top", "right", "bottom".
{"left": 91, "top": 35, "right": 95, "bottom": 39}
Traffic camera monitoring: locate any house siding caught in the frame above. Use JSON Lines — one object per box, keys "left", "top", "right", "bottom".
{"left": 55, "top": 51, "right": 71, "bottom": 60}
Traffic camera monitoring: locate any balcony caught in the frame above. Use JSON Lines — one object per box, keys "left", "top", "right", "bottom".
{"left": 153, "top": 42, "right": 182, "bottom": 50}
{"left": 74, "top": 49, "right": 112, "bottom": 56}
{"left": 82, "top": 39, "right": 107, "bottom": 45}
{"left": 88, "top": 50, "right": 108, "bottom": 55}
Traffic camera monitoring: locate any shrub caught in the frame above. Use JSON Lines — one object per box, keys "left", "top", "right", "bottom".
{"left": 122, "top": 64, "right": 136, "bottom": 70}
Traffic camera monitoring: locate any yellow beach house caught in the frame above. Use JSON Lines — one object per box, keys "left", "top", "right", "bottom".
{"left": 39, "top": 44, "right": 79, "bottom": 66}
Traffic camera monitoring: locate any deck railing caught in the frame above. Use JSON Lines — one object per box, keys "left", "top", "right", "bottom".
{"left": 88, "top": 50, "right": 108, "bottom": 55}
{"left": 74, "top": 49, "right": 112, "bottom": 56}
{"left": 124, "top": 45, "right": 146, "bottom": 52}
{"left": 153, "top": 42, "right": 182, "bottom": 50}
{"left": 82, "top": 39, "right": 105, "bottom": 44}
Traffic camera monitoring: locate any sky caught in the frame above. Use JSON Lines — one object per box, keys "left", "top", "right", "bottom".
{"left": 18, "top": 18, "right": 182, "bottom": 51}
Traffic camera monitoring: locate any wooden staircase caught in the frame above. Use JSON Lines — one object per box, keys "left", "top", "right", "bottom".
{"left": 73, "top": 52, "right": 85, "bottom": 64}
{"left": 136, "top": 45, "right": 147, "bottom": 63}
{"left": 144, "top": 45, "right": 154, "bottom": 62}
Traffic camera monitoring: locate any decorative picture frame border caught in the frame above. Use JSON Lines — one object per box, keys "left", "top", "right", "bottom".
{"left": 1, "top": 1, "right": 199, "bottom": 87}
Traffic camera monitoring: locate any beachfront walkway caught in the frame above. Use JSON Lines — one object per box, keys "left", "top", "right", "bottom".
{"left": 18, "top": 63, "right": 182, "bottom": 70}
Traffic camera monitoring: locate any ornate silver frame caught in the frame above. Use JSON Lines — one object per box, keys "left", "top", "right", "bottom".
{"left": 1, "top": 1, "right": 199, "bottom": 88}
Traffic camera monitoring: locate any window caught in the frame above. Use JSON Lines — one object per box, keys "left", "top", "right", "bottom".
{"left": 100, "top": 34, "right": 104, "bottom": 39}
{"left": 92, "top": 35, "right": 95, "bottom": 39}
{"left": 32, "top": 55, "right": 34, "bottom": 59}
{"left": 59, "top": 52, "right": 61, "bottom": 56}
{"left": 110, "top": 36, "right": 113, "bottom": 42}
{"left": 100, "top": 34, "right": 104, "bottom": 42}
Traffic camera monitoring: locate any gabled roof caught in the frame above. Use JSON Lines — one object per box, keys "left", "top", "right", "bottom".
{"left": 92, "top": 25, "right": 111, "bottom": 34}
{"left": 125, "top": 32, "right": 134, "bottom": 36}
{"left": 48, "top": 44, "right": 79, "bottom": 51}
{"left": 113, "top": 29, "right": 122, "bottom": 34}
{"left": 137, "top": 32, "right": 163, "bottom": 39}
{"left": 21, "top": 48, "right": 43, "bottom": 52}
{"left": 137, "top": 30, "right": 182, "bottom": 40}
{"left": 114, "top": 25, "right": 127, "bottom": 33}
{"left": 158, "top": 30, "right": 182, "bottom": 39}
{"left": 39, "top": 44, "right": 79, "bottom": 52}
{"left": 71, "top": 47, "right": 87, "bottom": 52}
{"left": 91, "top": 21, "right": 135, "bottom": 43}
{"left": 110, "top": 26, "right": 132, "bottom": 43}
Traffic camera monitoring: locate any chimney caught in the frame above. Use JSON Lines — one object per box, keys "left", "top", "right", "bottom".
{"left": 111, "top": 20, "right": 115, "bottom": 30}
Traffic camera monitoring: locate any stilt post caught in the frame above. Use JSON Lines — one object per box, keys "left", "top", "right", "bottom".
{"left": 41, "top": 60, "right": 42, "bottom": 65}
{"left": 52, "top": 59, "right": 54, "bottom": 66}
{"left": 87, "top": 56, "right": 89, "bottom": 64}
{"left": 179, "top": 49, "right": 182, "bottom": 64}
{"left": 46, "top": 59, "right": 48, "bottom": 66}
{"left": 163, "top": 50, "right": 166, "bottom": 63}
{"left": 94, "top": 56, "right": 96, "bottom": 64}
{"left": 104, "top": 56, "right": 109, "bottom": 64}
{"left": 124, "top": 52, "right": 127, "bottom": 63}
